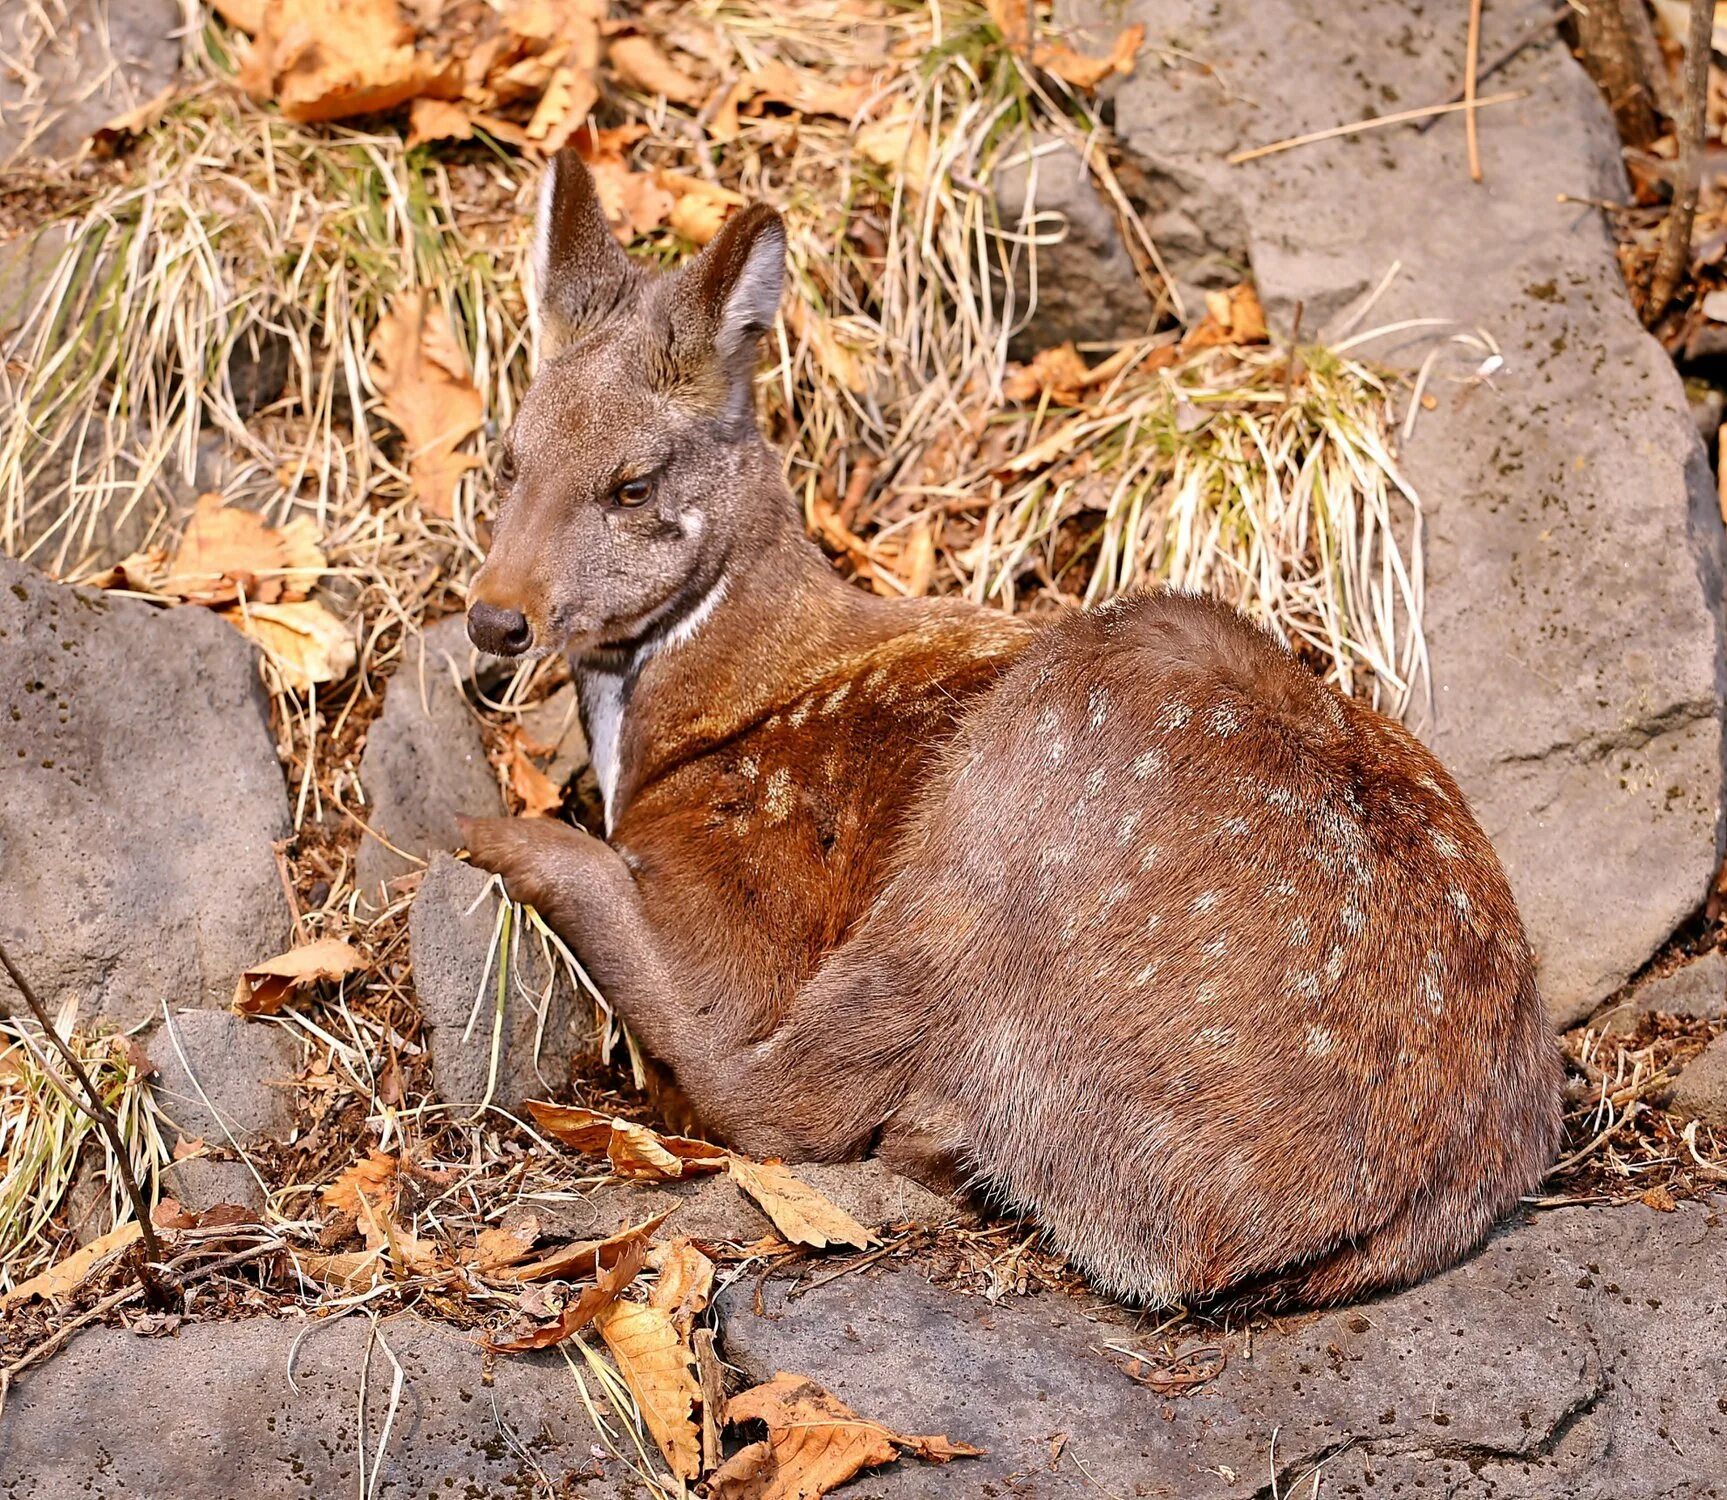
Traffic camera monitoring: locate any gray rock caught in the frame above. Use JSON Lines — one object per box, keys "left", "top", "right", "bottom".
{"left": 993, "top": 132, "right": 1157, "bottom": 357}
{"left": 518, "top": 680, "right": 590, "bottom": 790}
{"left": 355, "top": 616, "right": 505, "bottom": 900}
{"left": 1066, "top": 0, "right": 1725, "bottom": 1023}
{"left": 0, "top": 556, "right": 292, "bottom": 1027}
{"left": 719, "top": 1199, "right": 1727, "bottom": 1499}
{"left": 147, "top": 1010, "right": 299, "bottom": 1147}
{"left": 0, "top": 0, "right": 181, "bottom": 167}
{"left": 160, "top": 1156, "right": 267, "bottom": 1215}
{"left": 0, "top": 1313, "right": 642, "bottom": 1498}
{"left": 1670, "top": 1033, "right": 1727, "bottom": 1127}
{"left": 1601, "top": 949, "right": 1727, "bottom": 1033}
{"left": 408, "top": 853, "right": 587, "bottom": 1111}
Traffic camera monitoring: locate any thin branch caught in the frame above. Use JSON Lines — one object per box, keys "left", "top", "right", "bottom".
{"left": 1227, "top": 91, "right": 1527, "bottom": 165}
{"left": 1416, "top": 1, "right": 1570, "bottom": 132}
{"left": 0, "top": 937, "right": 174, "bottom": 1307}
{"left": 1464, "top": 0, "right": 1485, "bottom": 181}
{"left": 1647, "top": 0, "right": 1714, "bottom": 322}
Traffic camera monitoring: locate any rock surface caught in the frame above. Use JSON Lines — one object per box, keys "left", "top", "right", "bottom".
{"left": 1670, "top": 1033, "right": 1727, "bottom": 1126}
{"left": 993, "top": 132, "right": 1157, "bottom": 357}
{"left": 0, "top": 556, "right": 292, "bottom": 1026}
{"left": 0, "top": 0, "right": 180, "bottom": 166}
{"left": 518, "top": 680, "right": 590, "bottom": 790}
{"left": 0, "top": 1313, "right": 639, "bottom": 1499}
{"left": 719, "top": 1200, "right": 1727, "bottom": 1500}
{"left": 355, "top": 616, "right": 504, "bottom": 900}
{"left": 1603, "top": 949, "right": 1727, "bottom": 1032}
{"left": 408, "top": 853, "right": 587, "bottom": 1111}
{"left": 1067, "top": 0, "right": 1726, "bottom": 1023}
{"left": 147, "top": 1010, "right": 300, "bottom": 1147}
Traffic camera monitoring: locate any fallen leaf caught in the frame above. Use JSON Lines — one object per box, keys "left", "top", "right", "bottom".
{"left": 1183, "top": 282, "right": 1269, "bottom": 352}
{"left": 648, "top": 1237, "right": 715, "bottom": 1332}
{"left": 1, "top": 1222, "right": 142, "bottom": 1311}
{"left": 232, "top": 936, "right": 364, "bottom": 1016}
{"left": 154, "top": 493, "right": 327, "bottom": 606}
{"left": 897, "top": 518, "right": 936, "bottom": 598}
{"left": 526, "top": 63, "right": 600, "bottom": 153}
{"left": 727, "top": 1160, "right": 874, "bottom": 1251}
{"left": 226, "top": 599, "right": 358, "bottom": 691}
{"left": 90, "top": 83, "right": 180, "bottom": 151}
{"left": 595, "top": 1300, "right": 702, "bottom": 1480}
{"left": 1033, "top": 23, "right": 1145, "bottom": 90}
{"left": 495, "top": 724, "right": 564, "bottom": 817}
{"left": 322, "top": 1149, "right": 400, "bottom": 1217}
{"left": 213, "top": 0, "right": 267, "bottom": 31}
{"left": 706, "top": 76, "right": 751, "bottom": 142}
{"left": 526, "top": 1101, "right": 730, "bottom": 1180}
{"left": 985, "top": 0, "right": 1032, "bottom": 53}
{"left": 371, "top": 290, "right": 485, "bottom": 518}
{"left": 1002, "top": 342, "right": 1091, "bottom": 404}
{"left": 491, "top": 1210, "right": 671, "bottom": 1283}
{"left": 238, "top": 0, "right": 462, "bottom": 124}
{"left": 1640, "top": 1183, "right": 1678, "bottom": 1213}
{"left": 608, "top": 34, "right": 706, "bottom": 105}
{"left": 745, "top": 58, "right": 874, "bottom": 120}
{"left": 407, "top": 96, "right": 474, "bottom": 147}
{"left": 855, "top": 113, "right": 931, "bottom": 187}
{"left": 293, "top": 1246, "right": 386, "bottom": 1292}
{"left": 490, "top": 1237, "right": 649, "bottom": 1350}
{"left": 657, "top": 171, "right": 743, "bottom": 246}
{"left": 784, "top": 299, "right": 869, "bottom": 395}
{"left": 710, "top": 1371, "right": 983, "bottom": 1499}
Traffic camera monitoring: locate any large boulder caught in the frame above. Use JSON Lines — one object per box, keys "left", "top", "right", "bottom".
{"left": 718, "top": 1199, "right": 1726, "bottom": 1499}
{"left": 1062, "top": 0, "right": 1726, "bottom": 1023}
{"left": 0, "top": 556, "right": 292, "bottom": 1026}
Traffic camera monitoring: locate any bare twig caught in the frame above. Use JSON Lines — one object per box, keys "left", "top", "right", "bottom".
{"left": 1620, "top": 0, "right": 1680, "bottom": 120}
{"left": 0, "top": 938, "right": 172, "bottom": 1307}
{"left": 1575, "top": 0, "right": 1661, "bottom": 147}
{"left": 1464, "top": 0, "right": 1485, "bottom": 181}
{"left": 1646, "top": 0, "right": 1713, "bottom": 322}
{"left": 1227, "top": 92, "right": 1527, "bottom": 165}
{"left": 1416, "top": 1, "right": 1570, "bottom": 132}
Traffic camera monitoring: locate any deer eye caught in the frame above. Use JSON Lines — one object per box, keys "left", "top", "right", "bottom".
{"left": 496, "top": 446, "right": 516, "bottom": 486}
{"left": 614, "top": 477, "right": 653, "bottom": 508}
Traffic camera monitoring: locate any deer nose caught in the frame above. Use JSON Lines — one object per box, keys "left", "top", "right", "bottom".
{"left": 467, "top": 602, "right": 533, "bottom": 657}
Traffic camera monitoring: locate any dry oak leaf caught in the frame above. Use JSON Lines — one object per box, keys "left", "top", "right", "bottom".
{"left": 526, "top": 1100, "right": 730, "bottom": 1180}
{"left": 607, "top": 34, "right": 706, "bottom": 105}
{"left": 1182, "top": 282, "right": 1270, "bottom": 352}
{"left": 407, "top": 96, "right": 474, "bottom": 147}
{"left": 236, "top": 0, "right": 462, "bottom": 124}
{"left": 0, "top": 1222, "right": 142, "bottom": 1312}
{"left": 647, "top": 1236, "right": 716, "bottom": 1332}
{"left": 985, "top": 0, "right": 1032, "bottom": 53}
{"left": 594, "top": 1300, "right": 702, "bottom": 1480}
{"left": 526, "top": 63, "right": 600, "bottom": 152}
{"left": 1002, "top": 341, "right": 1091, "bottom": 404}
{"left": 489, "top": 1237, "right": 650, "bottom": 1350}
{"left": 727, "top": 1159, "right": 874, "bottom": 1251}
{"left": 490, "top": 1210, "right": 672, "bottom": 1284}
{"left": 1033, "top": 23, "right": 1146, "bottom": 91}
{"left": 227, "top": 599, "right": 357, "bottom": 691}
{"left": 232, "top": 935, "right": 364, "bottom": 1016}
{"left": 709, "top": 1372, "right": 983, "bottom": 1500}
{"left": 744, "top": 59, "right": 875, "bottom": 120}
{"left": 658, "top": 171, "right": 745, "bottom": 247}
{"left": 153, "top": 492, "right": 327, "bottom": 606}
{"left": 497, "top": 724, "right": 564, "bottom": 817}
{"left": 371, "top": 289, "right": 485, "bottom": 518}
{"left": 322, "top": 1149, "right": 400, "bottom": 1217}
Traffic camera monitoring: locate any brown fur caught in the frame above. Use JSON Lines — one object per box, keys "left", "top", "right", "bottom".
{"left": 459, "top": 151, "right": 1563, "bottom": 1308}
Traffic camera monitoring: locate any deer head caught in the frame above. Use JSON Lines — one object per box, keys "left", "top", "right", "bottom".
{"left": 467, "top": 149, "right": 788, "bottom": 662}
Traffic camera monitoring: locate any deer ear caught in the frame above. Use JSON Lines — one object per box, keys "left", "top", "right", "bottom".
{"left": 664, "top": 204, "right": 785, "bottom": 412}
{"left": 533, "top": 148, "right": 635, "bottom": 358}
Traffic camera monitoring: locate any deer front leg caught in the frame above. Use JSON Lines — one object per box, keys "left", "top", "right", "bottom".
{"left": 459, "top": 816, "right": 719, "bottom": 1080}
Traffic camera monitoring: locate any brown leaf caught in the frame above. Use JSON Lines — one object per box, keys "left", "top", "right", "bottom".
{"left": 158, "top": 493, "right": 327, "bottom": 606}
{"left": 526, "top": 1101, "right": 730, "bottom": 1181}
{"left": 594, "top": 1300, "right": 702, "bottom": 1479}
{"left": 490, "top": 1237, "right": 649, "bottom": 1350}
{"left": 648, "top": 1237, "right": 715, "bottom": 1332}
{"left": 322, "top": 1149, "right": 400, "bottom": 1217}
{"left": 371, "top": 290, "right": 485, "bottom": 517}
{"left": 1002, "top": 342, "right": 1091, "bottom": 404}
{"left": 491, "top": 1210, "right": 671, "bottom": 1283}
{"left": 1033, "top": 24, "right": 1145, "bottom": 90}
{"left": 407, "top": 96, "right": 474, "bottom": 146}
{"left": 1182, "top": 282, "right": 1270, "bottom": 352}
{"left": 1, "top": 1222, "right": 142, "bottom": 1311}
{"left": 223, "top": 599, "right": 357, "bottom": 691}
{"left": 232, "top": 936, "right": 365, "bottom": 1016}
{"left": 727, "top": 1160, "right": 874, "bottom": 1250}
{"left": 240, "top": 0, "right": 462, "bottom": 124}
{"left": 658, "top": 171, "right": 744, "bottom": 247}
{"left": 710, "top": 1372, "right": 983, "bottom": 1499}
{"left": 744, "top": 59, "right": 874, "bottom": 120}
{"left": 1640, "top": 1183, "right": 1679, "bottom": 1212}
{"left": 608, "top": 34, "right": 705, "bottom": 105}
{"left": 985, "top": 0, "right": 1032, "bottom": 54}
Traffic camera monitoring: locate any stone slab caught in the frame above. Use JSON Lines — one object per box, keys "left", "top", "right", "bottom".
{"left": 0, "top": 555, "right": 292, "bottom": 1026}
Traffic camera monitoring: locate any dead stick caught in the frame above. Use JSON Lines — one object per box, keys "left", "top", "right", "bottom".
{"left": 0, "top": 938, "right": 173, "bottom": 1307}
{"left": 1417, "top": 1, "right": 1569, "bottom": 133}
{"left": 1647, "top": 0, "right": 1714, "bottom": 322}
{"left": 1464, "top": 0, "right": 1485, "bottom": 180}
{"left": 1227, "top": 92, "right": 1526, "bottom": 165}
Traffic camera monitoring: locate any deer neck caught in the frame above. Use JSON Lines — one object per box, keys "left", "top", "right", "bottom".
{"left": 573, "top": 493, "right": 908, "bottom": 833}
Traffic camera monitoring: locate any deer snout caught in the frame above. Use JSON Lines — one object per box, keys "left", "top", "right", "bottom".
{"left": 467, "top": 601, "right": 534, "bottom": 658}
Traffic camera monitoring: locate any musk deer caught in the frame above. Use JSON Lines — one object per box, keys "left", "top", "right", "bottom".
{"left": 458, "top": 150, "right": 1562, "bottom": 1307}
